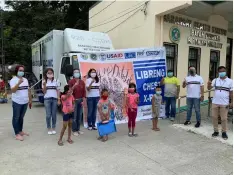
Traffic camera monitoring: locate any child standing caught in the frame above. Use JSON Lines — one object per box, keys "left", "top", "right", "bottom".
{"left": 97, "top": 89, "right": 114, "bottom": 142}
{"left": 127, "top": 83, "right": 139, "bottom": 137}
{"left": 58, "top": 85, "right": 74, "bottom": 146}
{"left": 152, "top": 86, "right": 162, "bottom": 131}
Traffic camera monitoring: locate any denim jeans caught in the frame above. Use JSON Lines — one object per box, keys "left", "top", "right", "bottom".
{"left": 186, "top": 98, "right": 201, "bottom": 122}
{"left": 44, "top": 97, "right": 57, "bottom": 129}
{"left": 12, "top": 102, "right": 28, "bottom": 135}
{"left": 72, "top": 98, "right": 83, "bottom": 132}
{"left": 164, "top": 97, "right": 176, "bottom": 118}
{"left": 0, "top": 98, "right": 7, "bottom": 103}
{"left": 87, "top": 97, "right": 99, "bottom": 127}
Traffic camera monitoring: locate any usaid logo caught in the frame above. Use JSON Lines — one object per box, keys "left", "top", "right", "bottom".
{"left": 99, "top": 53, "right": 106, "bottom": 61}
{"left": 106, "top": 53, "right": 124, "bottom": 59}
{"left": 124, "top": 52, "right": 136, "bottom": 59}
{"left": 146, "top": 51, "right": 160, "bottom": 56}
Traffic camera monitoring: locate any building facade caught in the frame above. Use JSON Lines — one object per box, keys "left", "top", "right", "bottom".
{"left": 89, "top": 1, "right": 233, "bottom": 98}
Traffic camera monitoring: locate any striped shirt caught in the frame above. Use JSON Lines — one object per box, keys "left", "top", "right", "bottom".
{"left": 185, "top": 75, "right": 204, "bottom": 98}
{"left": 212, "top": 77, "right": 233, "bottom": 105}
{"left": 86, "top": 78, "right": 100, "bottom": 97}
{"left": 42, "top": 79, "right": 60, "bottom": 99}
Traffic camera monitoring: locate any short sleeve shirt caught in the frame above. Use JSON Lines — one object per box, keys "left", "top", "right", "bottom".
{"left": 185, "top": 75, "right": 204, "bottom": 98}
{"left": 98, "top": 99, "right": 111, "bottom": 115}
{"left": 10, "top": 77, "right": 29, "bottom": 104}
{"left": 61, "top": 95, "right": 74, "bottom": 114}
{"left": 127, "top": 93, "right": 139, "bottom": 109}
{"left": 42, "top": 79, "right": 60, "bottom": 99}
{"left": 212, "top": 77, "right": 233, "bottom": 105}
{"left": 85, "top": 78, "right": 100, "bottom": 97}
{"left": 153, "top": 94, "right": 162, "bottom": 107}
{"left": 164, "top": 77, "right": 180, "bottom": 97}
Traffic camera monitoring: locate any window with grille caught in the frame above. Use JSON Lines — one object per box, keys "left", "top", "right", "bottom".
{"left": 163, "top": 43, "right": 178, "bottom": 76}
{"left": 209, "top": 50, "right": 220, "bottom": 79}
{"left": 188, "top": 47, "right": 201, "bottom": 74}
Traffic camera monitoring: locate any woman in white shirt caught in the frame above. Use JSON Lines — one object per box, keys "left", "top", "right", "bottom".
{"left": 86, "top": 68, "right": 100, "bottom": 130}
{"left": 10, "top": 65, "right": 32, "bottom": 141}
{"left": 42, "top": 68, "right": 61, "bottom": 135}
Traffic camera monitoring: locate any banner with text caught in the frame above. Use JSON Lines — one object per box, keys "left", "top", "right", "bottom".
{"left": 77, "top": 47, "right": 167, "bottom": 125}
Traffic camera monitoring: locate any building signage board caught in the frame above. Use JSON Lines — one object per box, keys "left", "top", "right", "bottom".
{"left": 187, "top": 29, "right": 223, "bottom": 49}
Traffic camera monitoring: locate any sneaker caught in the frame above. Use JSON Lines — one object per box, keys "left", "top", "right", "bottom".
{"left": 170, "top": 117, "right": 175, "bottom": 122}
{"left": 222, "top": 132, "right": 228, "bottom": 140}
{"left": 92, "top": 127, "right": 97, "bottom": 130}
{"left": 184, "top": 121, "right": 191, "bottom": 125}
{"left": 195, "top": 122, "right": 200, "bottom": 128}
{"left": 52, "top": 130, "right": 56, "bottom": 135}
{"left": 128, "top": 133, "right": 133, "bottom": 137}
{"left": 15, "top": 134, "right": 24, "bottom": 141}
{"left": 48, "top": 131, "right": 52, "bottom": 135}
{"left": 212, "top": 131, "right": 219, "bottom": 137}
{"left": 73, "top": 132, "right": 79, "bottom": 136}
{"left": 78, "top": 131, "right": 84, "bottom": 135}
{"left": 132, "top": 133, "right": 138, "bottom": 137}
{"left": 88, "top": 127, "right": 92, "bottom": 131}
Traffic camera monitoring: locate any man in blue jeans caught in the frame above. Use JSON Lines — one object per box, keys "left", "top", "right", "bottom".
{"left": 160, "top": 70, "right": 180, "bottom": 121}
{"left": 183, "top": 66, "right": 204, "bottom": 128}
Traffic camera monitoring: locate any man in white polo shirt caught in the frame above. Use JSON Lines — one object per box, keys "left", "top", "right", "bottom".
{"left": 207, "top": 66, "right": 233, "bottom": 140}
{"left": 183, "top": 66, "right": 204, "bottom": 128}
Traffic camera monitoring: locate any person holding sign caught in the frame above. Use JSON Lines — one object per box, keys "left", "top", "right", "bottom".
{"left": 183, "top": 66, "right": 204, "bottom": 128}
{"left": 126, "top": 83, "right": 139, "bottom": 137}
{"left": 86, "top": 68, "right": 100, "bottom": 130}
{"left": 160, "top": 70, "right": 180, "bottom": 121}
{"left": 207, "top": 66, "right": 233, "bottom": 140}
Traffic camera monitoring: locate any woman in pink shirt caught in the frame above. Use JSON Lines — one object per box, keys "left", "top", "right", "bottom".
{"left": 126, "top": 83, "right": 139, "bottom": 137}
{"left": 58, "top": 85, "right": 75, "bottom": 146}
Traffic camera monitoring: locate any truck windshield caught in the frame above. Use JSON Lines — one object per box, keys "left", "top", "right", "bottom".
{"left": 72, "top": 55, "right": 79, "bottom": 70}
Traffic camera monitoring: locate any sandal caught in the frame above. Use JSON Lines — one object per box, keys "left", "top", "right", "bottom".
{"left": 58, "top": 140, "right": 64, "bottom": 146}
{"left": 155, "top": 128, "right": 160, "bottom": 131}
{"left": 67, "top": 139, "right": 74, "bottom": 144}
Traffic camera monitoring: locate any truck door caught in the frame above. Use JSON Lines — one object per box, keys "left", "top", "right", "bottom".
{"left": 58, "top": 56, "right": 71, "bottom": 92}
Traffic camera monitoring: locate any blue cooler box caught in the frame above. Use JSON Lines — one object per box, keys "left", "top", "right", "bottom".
{"left": 97, "top": 119, "right": 117, "bottom": 136}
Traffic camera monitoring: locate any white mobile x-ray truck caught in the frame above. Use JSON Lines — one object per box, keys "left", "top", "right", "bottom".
{"left": 31, "top": 28, "right": 113, "bottom": 103}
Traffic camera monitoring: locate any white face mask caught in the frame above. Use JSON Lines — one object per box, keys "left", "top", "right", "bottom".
{"left": 0, "top": 79, "right": 2, "bottom": 82}
{"left": 47, "top": 74, "right": 54, "bottom": 79}
{"left": 91, "top": 73, "right": 96, "bottom": 78}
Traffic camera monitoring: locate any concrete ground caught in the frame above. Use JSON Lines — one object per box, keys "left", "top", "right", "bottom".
{"left": 0, "top": 102, "right": 233, "bottom": 175}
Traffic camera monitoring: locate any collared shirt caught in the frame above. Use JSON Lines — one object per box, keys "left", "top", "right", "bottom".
{"left": 212, "top": 77, "right": 233, "bottom": 105}
{"left": 185, "top": 75, "right": 204, "bottom": 98}
{"left": 10, "top": 77, "right": 29, "bottom": 104}
{"left": 68, "top": 78, "right": 86, "bottom": 99}
{"left": 164, "top": 77, "right": 180, "bottom": 97}
{"left": 42, "top": 79, "right": 60, "bottom": 99}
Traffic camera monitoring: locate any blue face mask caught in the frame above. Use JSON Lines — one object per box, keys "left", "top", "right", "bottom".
{"left": 156, "top": 91, "right": 162, "bottom": 95}
{"left": 17, "top": 71, "right": 24, "bottom": 77}
{"left": 219, "top": 72, "right": 226, "bottom": 78}
{"left": 74, "top": 72, "right": 80, "bottom": 78}
{"left": 167, "top": 72, "right": 173, "bottom": 77}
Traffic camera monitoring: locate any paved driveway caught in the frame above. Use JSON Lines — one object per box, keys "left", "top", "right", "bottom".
{"left": 0, "top": 102, "right": 232, "bottom": 175}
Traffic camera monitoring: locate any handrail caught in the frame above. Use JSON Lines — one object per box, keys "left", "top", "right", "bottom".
{"left": 30, "top": 79, "right": 42, "bottom": 90}
{"left": 177, "top": 89, "right": 214, "bottom": 123}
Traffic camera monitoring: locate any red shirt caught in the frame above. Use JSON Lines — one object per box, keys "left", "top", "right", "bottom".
{"left": 68, "top": 78, "right": 86, "bottom": 99}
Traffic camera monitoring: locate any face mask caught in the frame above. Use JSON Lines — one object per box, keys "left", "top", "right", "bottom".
{"left": 74, "top": 72, "right": 80, "bottom": 78}
{"left": 189, "top": 70, "right": 195, "bottom": 75}
{"left": 47, "top": 74, "right": 54, "bottom": 79}
{"left": 167, "top": 72, "right": 173, "bottom": 77}
{"left": 91, "top": 73, "right": 96, "bottom": 78}
{"left": 102, "top": 95, "right": 108, "bottom": 100}
{"left": 0, "top": 79, "right": 2, "bottom": 83}
{"left": 129, "top": 88, "right": 135, "bottom": 93}
{"left": 17, "top": 71, "right": 24, "bottom": 77}
{"left": 219, "top": 72, "right": 226, "bottom": 78}
{"left": 156, "top": 91, "right": 162, "bottom": 95}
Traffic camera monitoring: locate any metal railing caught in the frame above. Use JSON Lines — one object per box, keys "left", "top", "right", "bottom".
{"left": 176, "top": 89, "right": 214, "bottom": 124}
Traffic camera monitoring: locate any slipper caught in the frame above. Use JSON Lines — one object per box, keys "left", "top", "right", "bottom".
{"left": 67, "top": 139, "right": 74, "bottom": 144}
{"left": 58, "top": 141, "right": 64, "bottom": 146}
{"left": 20, "top": 132, "right": 29, "bottom": 136}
